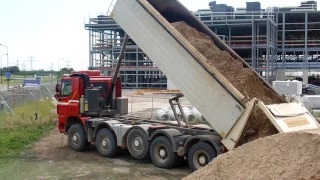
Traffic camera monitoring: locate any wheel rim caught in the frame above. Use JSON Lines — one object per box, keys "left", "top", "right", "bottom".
{"left": 101, "top": 137, "right": 110, "bottom": 151}
{"left": 193, "top": 150, "right": 210, "bottom": 169}
{"left": 154, "top": 144, "right": 168, "bottom": 163}
{"left": 72, "top": 133, "right": 80, "bottom": 145}
{"left": 132, "top": 136, "right": 143, "bottom": 151}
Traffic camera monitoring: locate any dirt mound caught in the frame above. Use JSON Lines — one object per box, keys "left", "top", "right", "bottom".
{"left": 171, "top": 21, "right": 285, "bottom": 145}
{"left": 183, "top": 130, "right": 320, "bottom": 180}
{"left": 32, "top": 129, "right": 101, "bottom": 159}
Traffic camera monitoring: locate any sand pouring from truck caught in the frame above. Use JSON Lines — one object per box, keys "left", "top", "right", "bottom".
{"left": 54, "top": 0, "right": 320, "bottom": 171}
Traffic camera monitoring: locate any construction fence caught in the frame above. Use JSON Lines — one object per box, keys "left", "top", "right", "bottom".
{"left": 0, "top": 83, "right": 56, "bottom": 117}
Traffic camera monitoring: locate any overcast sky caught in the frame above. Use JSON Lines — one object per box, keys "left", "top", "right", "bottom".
{"left": 0, "top": 0, "right": 314, "bottom": 71}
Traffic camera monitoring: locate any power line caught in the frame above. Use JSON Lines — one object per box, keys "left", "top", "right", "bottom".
{"left": 65, "top": 60, "right": 71, "bottom": 68}
{"left": 27, "top": 56, "right": 37, "bottom": 71}
{"left": 50, "top": 61, "right": 54, "bottom": 71}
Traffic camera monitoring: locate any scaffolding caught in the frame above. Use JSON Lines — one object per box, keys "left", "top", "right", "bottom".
{"left": 85, "top": 15, "right": 166, "bottom": 89}
{"left": 276, "top": 11, "right": 320, "bottom": 73}
{"left": 193, "top": 10, "right": 278, "bottom": 82}
{"left": 84, "top": 1, "right": 320, "bottom": 88}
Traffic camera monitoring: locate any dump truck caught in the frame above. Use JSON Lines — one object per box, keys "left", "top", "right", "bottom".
{"left": 55, "top": 0, "right": 320, "bottom": 171}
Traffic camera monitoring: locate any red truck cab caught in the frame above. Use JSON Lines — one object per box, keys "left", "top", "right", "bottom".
{"left": 55, "top": 70, "right": 122, "bottom": 134}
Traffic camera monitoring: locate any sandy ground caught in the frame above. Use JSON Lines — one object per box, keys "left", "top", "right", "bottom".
{"left": 0, "top": 92, "right": 191, "bottom": 180}
{"left": 183, "top": 130, "right": 320, "bottom": 180}
{"left": 24, "top": 129, "right": 190, "bottom": 180}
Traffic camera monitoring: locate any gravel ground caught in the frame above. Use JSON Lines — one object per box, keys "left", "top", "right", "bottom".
{"left": 0, "top": 92, "right": 192, "bottom": 180}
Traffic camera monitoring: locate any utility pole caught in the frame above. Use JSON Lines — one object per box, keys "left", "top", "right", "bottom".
{"left": 27, "top": 56, "right": 36, "bottom": 71}
{"left": 65, "top": 60, "right": 71, "bottom": 68}
{"left": 50, "top": 62, "right": 54, "bottom": 71}
{"left": 0, "top": 44, "right": 8, "bottom": 89}
{"left": 16, "top": 60, "right": 19, "bottom": 67}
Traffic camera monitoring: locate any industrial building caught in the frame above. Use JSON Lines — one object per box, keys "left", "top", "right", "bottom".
{"left": 84, "top": 1, "right": 320, "bottom": 89}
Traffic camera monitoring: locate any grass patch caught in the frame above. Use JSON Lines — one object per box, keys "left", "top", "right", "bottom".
{"left": 41, "top": 76, "right": 56, "bottom": 84}
{"left": 0, "top": 99, "right": 57, "bottom": 127}
{"left": 0, "top": 75, "right": 56, "bottom": 86}
{"left": 0, "top": 125, "right": 54, "bottom": 158}
{"left": 0, "top": 98, "right": 57, "bottom": 158}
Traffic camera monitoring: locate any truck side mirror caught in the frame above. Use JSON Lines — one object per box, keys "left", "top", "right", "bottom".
{"left": 55, "top": 84, "right": 59, "bottom": 93}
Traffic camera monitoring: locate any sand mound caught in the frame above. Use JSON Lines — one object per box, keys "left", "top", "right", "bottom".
{"left": 183, "top": 130, "right": 320, "bottom": 180}
{"left": 171, "top": 21, "right": 285, "bottom": 145}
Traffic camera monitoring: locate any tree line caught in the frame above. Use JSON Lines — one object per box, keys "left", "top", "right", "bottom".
{"left": 0, "top": 66, "right": 75, "bottom": 76}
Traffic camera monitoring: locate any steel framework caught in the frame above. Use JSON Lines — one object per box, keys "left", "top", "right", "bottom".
{"left": 84, "top": 2, "right": 320, "bottom": 87}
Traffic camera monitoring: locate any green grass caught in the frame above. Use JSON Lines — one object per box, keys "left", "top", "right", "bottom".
{"left": 0, "top": 99, "right": 57, "bottom": 159}
{"left": 6, "top": 78, "right": 23, "bottom": 86}
{"left": 41, "top": 76, "right": 57, "bottom": 84}
{"left": 0, "top": 99, "right": 57, "bottom": 127}
{"left": 0, "top": 125, "right": 54, "bottom": 158}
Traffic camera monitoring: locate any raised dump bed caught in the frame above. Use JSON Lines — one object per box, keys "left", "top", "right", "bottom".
{"left": 111, "top": 0, "right": 320, "bottom": 149}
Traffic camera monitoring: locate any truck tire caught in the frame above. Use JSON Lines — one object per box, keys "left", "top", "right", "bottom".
{"left": 68, "top": 124, "right": 90, "bottom": 152}
{"left": 96, "top": 128, "right": 119, "bottom": 158}
{"left": 188, "top": 142, "right": 217, "bottom": 171}
{"left": 127, "top": 128, "right": 149, "bottom": 159}
{"left": 150, "top": 136, "right": 178, "bottom": 169}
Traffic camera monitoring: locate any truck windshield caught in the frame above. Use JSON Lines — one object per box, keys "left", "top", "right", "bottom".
{"left": 61, "top": 80, "right": 72, "bottom": 97}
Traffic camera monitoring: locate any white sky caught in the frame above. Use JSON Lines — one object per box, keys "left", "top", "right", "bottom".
{"left": 0, "top": 0, "right": 315, "bottom": 71}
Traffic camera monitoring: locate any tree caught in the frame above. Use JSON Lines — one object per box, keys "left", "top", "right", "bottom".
{"left": 60, "top": 67, "right": 74, "bottom": 75}
{"left": 10, "top": 66, "right": 20, "bottom": 73}
{"left": 2, "top": 66, "right": 20, "bottom": 73}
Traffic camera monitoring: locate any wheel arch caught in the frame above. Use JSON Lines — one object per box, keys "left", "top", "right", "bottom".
{"left": 184, "top": 135, "right": 223, "bottom": 156}
{"left": 92, "top": 122, "right": 115, "bottom": 142}
{"left": 149, "top": 129, "right": 182, "bottom": 152}
{"left": 121, "top": 126, "right": 149, "bottom": 148}
{"left": 65, "top": 116, "right": 85, "bottom": 134}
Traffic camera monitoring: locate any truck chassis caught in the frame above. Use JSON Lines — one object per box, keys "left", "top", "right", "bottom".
{"left": 67, "top": 96, "right": 222, "bottom": 171}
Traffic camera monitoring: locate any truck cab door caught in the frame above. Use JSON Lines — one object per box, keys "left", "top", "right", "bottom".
{"left": 57, "top": 78, "right": 77, "bottom": 132}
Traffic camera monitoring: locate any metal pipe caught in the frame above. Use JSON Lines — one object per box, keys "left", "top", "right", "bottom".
{"left": 0, "top": 53, "right": 8, "bottom": 84}
{"left": 304, "top": 12, "right": 308, "bottom": 70}
{"left": 251, "top": 21, "right": 256, "bottom": 68}
{"left": 0, "top": 44, "right": 8, "bottom": 89}
{"left": 169, "top": 99, "right": 182, "bottom": 127}
{"left": 282, "top": 13, "right": 285, "bottom": 69}
{"left": 106, "top": 34, "right": 129, "bottom": 108}
{"left": 0, "top": 44, "right": 8, "bottom": 71}
{"left": 112, "top": 34, "right": 129, "bottom": 84}
{"left": 266, "top": 18, "right": 270, "bottom": 82}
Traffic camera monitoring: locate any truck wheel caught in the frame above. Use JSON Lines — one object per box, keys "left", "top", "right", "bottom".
{"left": 127, "top": 128, "right": 149, "bottom": 159}
{"left": 150, "top": 136, "right": 178, "bottom": 169}
{"left": 188, "top": 142, "right": 217, "bottom": 171}
{"left": 68, "top": 124, "right": 89, "bottom": 152}
{"left": 96, "top": 128, "right": 118, "bottom": 158}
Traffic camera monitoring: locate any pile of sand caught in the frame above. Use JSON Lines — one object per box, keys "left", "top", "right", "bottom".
{"left": 171, "top": 21, "right": 286, "bottom": 145}
{"left": 183, "top": 130, "right": 320, "bottom": 180}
